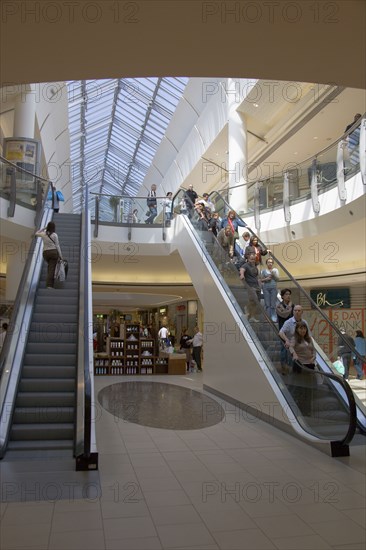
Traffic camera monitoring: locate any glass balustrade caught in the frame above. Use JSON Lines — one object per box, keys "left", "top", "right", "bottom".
{"left": 92, "top": 193, "right": 171, "bottom": 226}
{"left": 0, "top": 156, "right": 49, "bottom": 211}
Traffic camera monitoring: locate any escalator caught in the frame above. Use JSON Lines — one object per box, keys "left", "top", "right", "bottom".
{"left": 0, "top": 166, "right": 97, "bottom": 469}
{"left": 8, "top": 213, "right": 80, "bottom": 452}
{"left": 172, "top": 189, "right": 364, "bottom": 456}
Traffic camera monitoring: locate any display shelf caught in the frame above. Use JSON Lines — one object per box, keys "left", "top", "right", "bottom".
{"left": 94, "top": 355, "right": 109, "bottom": 375}
{"left": 93, "top": 326, "right": 185, "bottom": 376}
{"left": 95, "top": 365, "right": 109, "bottom": 375}
{"left": 140, "top": 366, "right": 154, "bottom": 375}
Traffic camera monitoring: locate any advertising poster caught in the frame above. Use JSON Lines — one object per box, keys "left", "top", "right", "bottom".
{"left": 305, "top": 308, "right": 365, "bottom": 360}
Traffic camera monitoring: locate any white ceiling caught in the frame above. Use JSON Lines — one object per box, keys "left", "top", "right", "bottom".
{"left": 180, "top": 83, "right": 366, "bottom": 195}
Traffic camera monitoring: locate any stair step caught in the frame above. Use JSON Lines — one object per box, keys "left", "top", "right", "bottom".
{"left": 32, "top": 313, "right": 78, "bottom": 323}
{"left": 7, "top": 439, "right": 74, "bottom": 451}
{"left": 22, "top": 366, "right": 76, "bottom": 378}
{"left": 19, "top": 378, "right": 75, "bottom": 392}
{"left": 11, "top": 423, "right": 74, "bottom": 440}
{"left": 27, "top": 331, "right": 77, "bottom": 344}
{"left": 13, "top": 406, "right": 74, "bottom": 423}
{"left": 23, "top": 354, "right": 77, "bottom": 366}
{"left": 16, "top": 392, "right": 75, "bottom": 407}
{"left": 33, "top": 304, "right": 78, "bottom": 315}
{"left": 25, "top": 343, "right": 77, "bottom": 355}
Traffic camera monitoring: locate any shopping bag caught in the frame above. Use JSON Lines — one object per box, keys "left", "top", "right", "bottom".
{"left": 54, "top": 259, "right": 68, "bottom": 282}
{"left": 333, "top": 359, "right": 345, "bottom": 376}
{"left": 56, "top": 190, "right": 65, "bottom": 201}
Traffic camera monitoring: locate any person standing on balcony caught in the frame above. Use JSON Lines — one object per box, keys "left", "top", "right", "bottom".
{"left": 162, "top": 192, "right": 173, "bottom": 225}
{"left": 146, "top": 184, "right": 157, "bottom": 224}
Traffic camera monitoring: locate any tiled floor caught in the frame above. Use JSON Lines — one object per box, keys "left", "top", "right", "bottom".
{"left": 0, "top": 373, "right": 365, "bottom": 550}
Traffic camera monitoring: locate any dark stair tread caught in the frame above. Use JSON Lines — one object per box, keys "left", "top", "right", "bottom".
{"left": 7, "top": 439, "right": 74, "bottom": 451}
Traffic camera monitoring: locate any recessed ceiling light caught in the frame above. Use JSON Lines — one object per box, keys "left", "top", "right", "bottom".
{"left": 253, "top": 103, "right": 259, "bottom": 108}
{"left": 313, "top": 136, "right": 318, "bottom": 140}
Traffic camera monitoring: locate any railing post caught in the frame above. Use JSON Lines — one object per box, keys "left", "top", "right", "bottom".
{"left": 310, "top": 158, "right": 320, "bottom": 214}
{"left": 283, "top": 171, "right": 291, "bottom": 223}
{"left": 7, "top": 166, "right": 16, "bottom": 217}
{"left": 360, "top": 117, "right": 366, "bottom": 185}
{"left": 94, "top": 196, "right": 99, "bottom": 238}
{"left": 254, "top": 181, "right": 261, "bottom": 231}
{"left": 336, "top": 141, "right": 347, "bottom": 200}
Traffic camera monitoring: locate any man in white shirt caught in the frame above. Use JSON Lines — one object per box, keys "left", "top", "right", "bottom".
{"left": 202, "top": 193, "right": 215, "bottom": 213}
{"left": 188, "top": 326, "right": 203, "bottom": 371}
{"left": 158, "top": 325, "right": 170, "bottom": 349}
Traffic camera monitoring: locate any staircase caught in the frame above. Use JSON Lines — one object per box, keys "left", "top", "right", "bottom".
{"left": 8, "top": 213, "right": 81, "bottom": 453}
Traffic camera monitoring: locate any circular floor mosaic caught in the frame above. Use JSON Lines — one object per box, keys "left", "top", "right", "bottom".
{"left": 97, "top": 381, "right": 225, "bottom": 429}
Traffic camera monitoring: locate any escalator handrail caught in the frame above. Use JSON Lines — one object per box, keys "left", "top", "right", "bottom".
{"left": 289, "top": 359, "right": 357, "bottom": 446}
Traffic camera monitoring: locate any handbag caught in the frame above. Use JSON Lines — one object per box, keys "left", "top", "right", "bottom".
{"left": 54, "top": 259, "right": 68, "bottom": 282}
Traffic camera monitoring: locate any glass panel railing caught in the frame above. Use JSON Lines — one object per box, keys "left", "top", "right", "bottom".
{"left": 0, "top": 155, "right": 49, "bottom": 212}
{"left": 216, "top": 114, "right": 364, "bottom": 219}
{"left": 343, "top": 122, "right": 361, "bottom": 182}
{"left": 91, "top": 193, "right": 172, "bottom": 226}
{"left": 172, "top": 188, "right": 359, "bottom": 445}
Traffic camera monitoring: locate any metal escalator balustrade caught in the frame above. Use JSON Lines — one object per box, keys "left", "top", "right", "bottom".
{"left": 172, "top": 189, "right": 360, "bottom": 453}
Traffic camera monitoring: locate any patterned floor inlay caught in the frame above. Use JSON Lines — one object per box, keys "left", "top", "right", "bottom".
{"left": 97, "top": 381, "right": 225, "bottom": 429}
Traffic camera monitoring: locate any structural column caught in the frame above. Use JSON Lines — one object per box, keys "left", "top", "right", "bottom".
{"left": 13, "top": 85, "right": 36, "bottom": 138}
{"left": 227, "top": 78, "right": 248, "bottom": 214}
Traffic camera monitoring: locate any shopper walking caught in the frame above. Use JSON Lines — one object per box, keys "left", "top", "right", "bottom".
{"left": 188, "top": 326, "right": 203, "bottom": 371}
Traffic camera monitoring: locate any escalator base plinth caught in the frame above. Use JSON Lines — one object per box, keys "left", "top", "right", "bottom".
{"left": 76, "top": 452, "right": 99, "bottom": 471}
{"left": 330, "top": 441, "right": 350, "bottom": 457}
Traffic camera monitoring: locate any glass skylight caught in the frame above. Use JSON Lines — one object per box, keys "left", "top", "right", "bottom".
{"left": 67, "top": 77, "right": 188, "bottom": 213}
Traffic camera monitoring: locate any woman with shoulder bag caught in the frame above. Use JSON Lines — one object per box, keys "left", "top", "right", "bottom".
{"left": 289, "top": 321, "right": 316, "bottom": 371}
{"left": 35, "top": 221, "right": 63, "bottom": 289}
